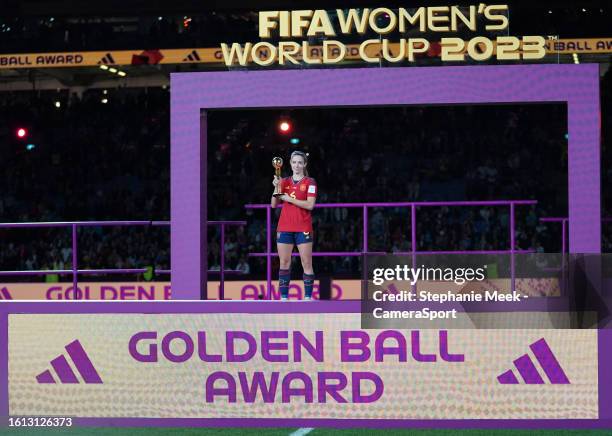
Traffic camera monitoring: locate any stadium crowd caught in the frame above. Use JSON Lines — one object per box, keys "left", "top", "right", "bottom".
{"left": 0, "top": 69, "right": 610, "bottom": 279}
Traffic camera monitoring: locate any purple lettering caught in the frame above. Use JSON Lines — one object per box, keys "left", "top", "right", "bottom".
{"left": 226, "top": 331, "right": 257, "bottom": 362}
{"left": 288, "top": 284, "right": 301, "bottom": 299}
{"left": 197, "top": 332, "right": 222, "bottom": 362}
{"left": 120, "top": 285, "right": 136, "bottom": 299}
{"left": 101, "top": 286, "right": 117, "bottom": 300}
{"left": 439, "top": 330, "right": 464, "bottom": 362}
{"left": 206, "top": 371, "right": 237, "bottom": 403}
{"left": 161, "top": 331, "right": 194, "bottom": 363}
{"left": 239, "top": 372, "right": 279, "bottom": 403}
{"left": 331, "top": 283, "right": 342, "bottom": 300}
{"left": 340, "top": 331, "right": 371, "bottom": 362}
{"left": 352, "top": 372, "right": 383, "bottom": 403}
{"left": 129, "top": 331, "right": 158, "bottom": 362}
{"left": 241, "top": 284, "right": 259, "bottom": 300}
{"left": 293, "top": 331, "right": 324, "bottom": 362}
{"left": 45, "top": 286, "right": 63, "bottom": 300}
{"left": 375, "top": 330, "right": 407, "bottom": 362}
{"left": 317, "top": 372, "right": 348, "bottom": 403}
{"left": 281, "top": 371, "right": 313, "bottom": 403}
{"left": 261, "top": 331, "right": 289, "bottom": 362}
{"left": 411, "top": 331, "right": 436, "bottom": 362}
{"left": 137, "top": 285, "right": 155, "bottom": 300}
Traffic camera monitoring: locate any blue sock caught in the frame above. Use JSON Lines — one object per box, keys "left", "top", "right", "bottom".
{"left": 303, "top": 273, "right": 315, "bottom": 298}
{"left": 279, "top": 269, "right": 290, "bottom": 299}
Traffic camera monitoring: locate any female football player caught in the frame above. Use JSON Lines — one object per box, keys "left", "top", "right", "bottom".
{"left": 271, "top": 151, "right": 317, "bottom": 300}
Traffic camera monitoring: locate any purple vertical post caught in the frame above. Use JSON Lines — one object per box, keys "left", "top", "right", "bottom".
{"left": 411, "top": 204, "right": 417, "bottom": 292}
{"left": 219, "top": 223, "right": 225, "bottom": 300}
{"left": 362, "top": 206, "right": 368, "bottom": 293}
{"left": 510, "top": 203, "right": 515, "bottom": 293}
{"left": 411, "top": 204, "right": 416, "bottom": 256}
{"left": 72, "top": 224, "right": 77, "bottom": 300}
{"left": 363, "top": 206, "right": 368, "bottom": 253}
{"left": 561, "top": 218, "right": 567, "bottom": 296}
{"left": 266, "top": 205, "right": 272, "bottom": 300}
{"left": 562, "top": 219, "right": 567, "bottom": 254}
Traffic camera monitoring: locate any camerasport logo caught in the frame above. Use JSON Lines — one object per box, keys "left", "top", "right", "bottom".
{"left": 497, "top": 338, "right": 570, "bottom": 385}
{"left": 36, "top": 340, "right": 103, "bottom": 384}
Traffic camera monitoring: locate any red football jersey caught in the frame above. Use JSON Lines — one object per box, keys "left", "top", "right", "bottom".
{"left": 277, "top": 176, "right": 317, "bottom": 232}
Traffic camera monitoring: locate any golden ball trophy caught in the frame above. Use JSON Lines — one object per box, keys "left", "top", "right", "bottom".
{"left": 272, "top": 157, "right": 284, "bottom": 197}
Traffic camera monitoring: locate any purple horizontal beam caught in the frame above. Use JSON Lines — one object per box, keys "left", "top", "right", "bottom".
{"left": 77, "top": 269, "right": 147, "bottom": 275}
{"left": 208, "top": 221, "right": 247, "bottom": 226}
{"left": 541, "top": 217, "right": 612, "bottom": 223}
{"left": 151, "top": 221, "right": 170, "bottom": 226}
{"left": 249, "top": 252, "right": 386, "bottom": 257}
{"left": 249, "top": 250, "right": 535, "bottom": 258}
{"left": 0, "top": 269, "right": 146, "bottom": 276}
{"left": 246, "top": 200, "right": 537, "bottom": 209}
{"left": 0, "top": 221, "right": 151, "bottom": 228}
{"left": 154, "top": 270, "right": 244, "bottom": 275}
{"left": 393, "top": 250, "right": 536, "bottom": 255}
{"left": 0, "top": 270, "right": 74, "bottom": 276}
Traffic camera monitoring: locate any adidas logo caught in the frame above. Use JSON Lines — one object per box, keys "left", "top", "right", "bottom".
{"left": 36, "top": 340, "right": 102, "bottom": 384}
{"left": 497, "top": 338, "right": 570, "bottom": 385}
{"left": 0, "top": 287, "right": 12, "bottom": 299}
{"left": 183, "top": 50, "right": 201, "bottom": 62}
{"left": 97, "top": 53, "right": 116, "bottom": 65}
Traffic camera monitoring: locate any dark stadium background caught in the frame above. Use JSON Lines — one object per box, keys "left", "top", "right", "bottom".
{"left": 0, "top": 0, "right": 611, "bottom": 434}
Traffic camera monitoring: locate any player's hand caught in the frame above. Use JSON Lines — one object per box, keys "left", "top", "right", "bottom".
{"left": 272, "top": 176, "right": 280, "bottom": 187}
{"left": 279, "top": 194, "right": 291, "bottom": 202}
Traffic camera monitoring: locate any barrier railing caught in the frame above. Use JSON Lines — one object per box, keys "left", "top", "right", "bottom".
{"left": 245, "top": 200, "right": 537, "bottom": 299}
{"left": 0, "top": 220, "right": 246, "bottom": 300}
{"left": 541, "top": 217, "right": 612, "bottom": 254}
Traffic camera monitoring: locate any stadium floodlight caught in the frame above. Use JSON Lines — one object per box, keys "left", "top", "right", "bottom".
{"left": 117, "top": 71, "right": 127, "bottom": 77}
{"left": 99, "top": 65, "right": 109, "bottom": 70}
{"left": 279, "top": 121, "right": 291, "bottom": 133}
{"left": 109, "top": 67, "right": 118, "bottom": 73}
{"left": 26, "top": 144, "right": 36, "bottom": 151}
{"left": 101, "top": 98, "right": 108, "bottom": 104}
{"left": 290, "top": 138, "right": 300, "bottom": 145}
{"left": 54, "top": 101, "right": 61, "bottom": 108}
{"left": 16, "top": 128, "right": 27, "bottom": 138}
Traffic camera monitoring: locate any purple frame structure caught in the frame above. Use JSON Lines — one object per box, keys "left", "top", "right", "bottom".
{"left": 170, "top": 64, "right": 601, "bottom": 300}
{"left": 246, "top": 200, "right": 537, "bottom": 298}
{"left": 0, "top": 64, "right": 604, "bottom": 428}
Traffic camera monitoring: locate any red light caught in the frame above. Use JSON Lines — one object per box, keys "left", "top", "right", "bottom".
{"left": 16, "top": 128, "right": 27, "bottom": 138}
{"left": 279, "top": 121, "right": 291, "bottom": 133}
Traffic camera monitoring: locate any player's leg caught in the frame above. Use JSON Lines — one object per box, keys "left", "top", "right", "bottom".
{"left": 296, "top": 234, "right": 314, "bottom": 300}
{"left": 277, "top": 232, "right": 295, "bottom": 300}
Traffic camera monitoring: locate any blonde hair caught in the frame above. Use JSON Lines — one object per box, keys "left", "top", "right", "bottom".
{"left": 290, "top": 150, "right": 309, "bottom": 177}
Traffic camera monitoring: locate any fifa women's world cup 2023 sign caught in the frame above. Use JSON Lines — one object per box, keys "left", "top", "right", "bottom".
{"left": 220, "top": 5, "right": 547, "bottom": 66}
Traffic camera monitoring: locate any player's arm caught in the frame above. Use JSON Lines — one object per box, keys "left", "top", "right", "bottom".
{"left": 280, "top": 182, "right": 317, "bottom": 211}
{"left": 271, "top": 176, "right": 281, "bottom": 208}
{"left": 280, "top": 195, "right": 316, "bottom": 211}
